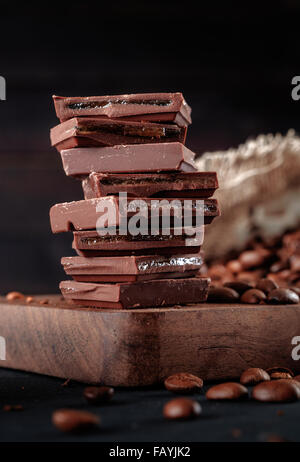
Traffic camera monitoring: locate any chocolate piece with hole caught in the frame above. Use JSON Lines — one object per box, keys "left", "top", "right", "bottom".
{"left": 53, "top": 93, "right": 192, "bottom": 125}
{"left": 82, "top": 172, "right": 218, "bottom": 199}
{"left": 60, "top": 277, "right": 210, "bottom": 309}
{"left": 60, "top": 143, "right": 196, "bottom": 177}
{"left": 51, "top": 117, "right": 187, "bottom": 151}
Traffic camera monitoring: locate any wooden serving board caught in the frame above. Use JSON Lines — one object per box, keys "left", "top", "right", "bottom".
{"left": 0, "top": 295, "right": 300, "bottom": 386}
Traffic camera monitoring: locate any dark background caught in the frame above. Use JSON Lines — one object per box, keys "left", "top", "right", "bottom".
{"left": 0, "top": 0, "right": 299, "bottom": 293}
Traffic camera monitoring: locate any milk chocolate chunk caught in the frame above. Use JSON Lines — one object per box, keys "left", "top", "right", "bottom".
{"left": 82, "top": 172, "right": 218, "bottom": 199}
{"left": 72, "top": 228, "right": 205, "bottom": 253}
{"left": 59, "top": 277, "right": 210, "bottom": 309}
{"left": 62, "top": 254, "right": 204, "bottom": 276}
{"left": 75, "top": 246, "right": 201, "bottom": 257}
{"left": 71, "top": 271, "right": 199, "bottom": 282}
{"left": 53, "top": 93, "right": 192, "bottom": 125}
{"left": 60, "top": 143, "right": 196, "bottom": 176}
{"left": 51, "top": 117, "right": 187, "bottom": 151}
{"left": 50, "top": 196, "right": 219, "bottom": 233}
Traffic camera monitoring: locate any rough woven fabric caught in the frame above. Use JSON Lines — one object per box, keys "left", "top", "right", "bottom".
{"left": 196, "top": 131, "right": 300, "bottom": 258}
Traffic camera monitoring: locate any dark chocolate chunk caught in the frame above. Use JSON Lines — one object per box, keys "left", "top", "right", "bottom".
{"left": 51, "top": 117, "right": 186, "bottom": 151}
{"left": 60, "top": 277, "right": 210, "bottom": 309}
{"left": 82, "top": 171, "right": 218, "bottom": 199}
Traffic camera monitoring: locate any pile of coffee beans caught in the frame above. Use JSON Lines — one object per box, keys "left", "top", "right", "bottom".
{"left": 161, "top": 365, "right": 300, "bottom": 421}
{"left": 205, "top": 230, "right": 300, "bottom": 305}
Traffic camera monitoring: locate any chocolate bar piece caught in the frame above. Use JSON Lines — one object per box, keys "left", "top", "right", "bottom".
{"left": 72, "top": 228, "right": 205, "bottom": 253}
{"left": 82, "top": 172, "right": 219, "bottom": 199}
{"left": 74, "top": 246, "right": 201, "bottom": 257}
{"left": 50, "top": 197, "right": 219, "bottom": 233}
{"left": 59, "top": 277, "right": 210, "bottom": 309}
{"left": 71, "top": 271, "right": 199, "bottom": 282}
{"left": 53, "top": 93, "right": 192, "bottom": 126}
{"left": 50, "top": 117, "right": 187, "bottom": 151}
{"left": 62, "top": 254, "right": 204, "bottom": 276}
{"left": 60, "top": 143, "right": 196, "bottom": 177}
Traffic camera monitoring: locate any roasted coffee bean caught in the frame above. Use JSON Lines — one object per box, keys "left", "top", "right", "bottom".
{"left": 290, "top": 255, "right": 300, "bottom": 272}
{"left": 25, "top": 296, "right": 34, "bottom": 303}
{"left": 226, "top": 260, "right": 242, "bottom": 274}
{"left": 52, "top": 409, "right": 100, "bottom": 433}
{"left": 240, "top": 289, "right": 266, "bottom": 304}
{"left": 207, "top": 287, "right": 239, "bottom": 303}
{"left": 236, "top": 270, "right": 264, "bottom": 283}
{"left": 266, "top": 366, "right": 294, "bottom": 377}
{"left": 6, "top": 291, "right": 25, "bottom": 301}
{"left": 252, "top": 380, "right": 300, "bottom": 402}
{"left": 207, "top": 264, "right": 229, "bottom": 281}
{"left": 267, "top": 288, "right": 299, "bottom": 305}
{"left": 3, "top": 404, "right": 23, "bottom": 412}
{"left": 224, "top": 281, "right": 253, "bottom": 295}
{"left": 270, "top": 261, "right": 288, "bottom": 273}
{"left": 239, "top": 249, "right": 270, "bottom": 270}
{"left": 255, "top": 278, "right": 278, "bottom": 295}
{"left": 83, "top": 386, "right": 114, "bottom": 404}
{"left": 206, "top": 382, "right": 248, "bottom": 400}
{"left": 291, "top": 287, "right": 300, "bottom": 297}
{"left": 164, "top": 373, "right": 203, "bottom": 394}
{"left": 163, "top": 398, "right": 201, "bottom": 420}
{"left": 270, "top": 372, "right": 293, "bottom": 380}
{"left": 240, "top": 368, "right": 270, "bottom": 385}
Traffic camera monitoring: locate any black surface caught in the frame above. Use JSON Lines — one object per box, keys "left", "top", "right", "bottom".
{"left": 0, "top": 368, "right": 299, "bottom": 443}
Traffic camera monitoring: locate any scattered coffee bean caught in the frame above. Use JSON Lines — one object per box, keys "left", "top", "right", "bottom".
{"left": 231, "top": 428, "right": 242, "bottom": 438}
{"left": 239, "top": 249, "right": 270, "bottom": 270}
{"left": 255, "top": 278, "right": 278, "bottom": 294}
{"left": 290, "top": 255, "right": 300, "bottom": 272}
{"left": 252, "top": 380, "right": 300, "bottom": 402}
{"left": 52, "top": 409, "right": 100, "bottom": 433}
{"left": 163, "top": 398, "right": 201, "bottom": 420}
{"left": 164, "top": 373, "right": 203, "bottom": 394}
{"left": 207, "top": 287, "right": 239, "bottom": 303}
{"left": 3, "top": 404, "right": 23, "bottom": 412}
{"left": 265, "top": 434, "right": 289, "bottom": 442}
{"left": 224, "top": 281, "right": 253, "bottom": 295}
{"left": 206, "top": 382, "right": 248, "bottom": 400}
{"left": 291, "top": 287, "right": 300, "bottom": 297}
{"left": 240, "top": 368, "right": 270, "bottom": 385}
{"left": 226, "top": 260, "right": 242, "bottom": 274}
{"left": 83, "top": 386, "right": 114, "bottom": 404}
{"left": 6, "top": 291, "right": 25, "bottom": 301}
{"left": 268, "top": 288, "right": 299, "bottom": 305}
{"left": 240, "top": 288, "right": 266, "bottom": 304}
{"left": 25, "top": 296, "right": 34, "bottom": 303}
{"left": 266, "top": 366, "right": 294, "bottom": 377}
{"left": 39, "top": 299, "right": 49, "bottom": 305}
{"left": 270, "top": 372, "right": 293, "bottom": 380}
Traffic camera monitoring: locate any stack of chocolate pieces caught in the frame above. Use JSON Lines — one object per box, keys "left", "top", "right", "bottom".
{"left": 49, "top": 93, "right": 219, "bottom": 309}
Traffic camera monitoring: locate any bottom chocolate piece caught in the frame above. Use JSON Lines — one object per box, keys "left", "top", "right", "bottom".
{"left": 60, "top": 277, "right": 210, "bottom": 309}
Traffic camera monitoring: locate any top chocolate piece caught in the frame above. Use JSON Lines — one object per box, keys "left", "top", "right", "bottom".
{"left": 52, "top": 93, "right": 192, "bottom": 125}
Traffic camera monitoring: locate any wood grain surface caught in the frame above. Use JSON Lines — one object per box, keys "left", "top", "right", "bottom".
{"left": 0, "top": 295, "right": 300, "bottom": 386}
